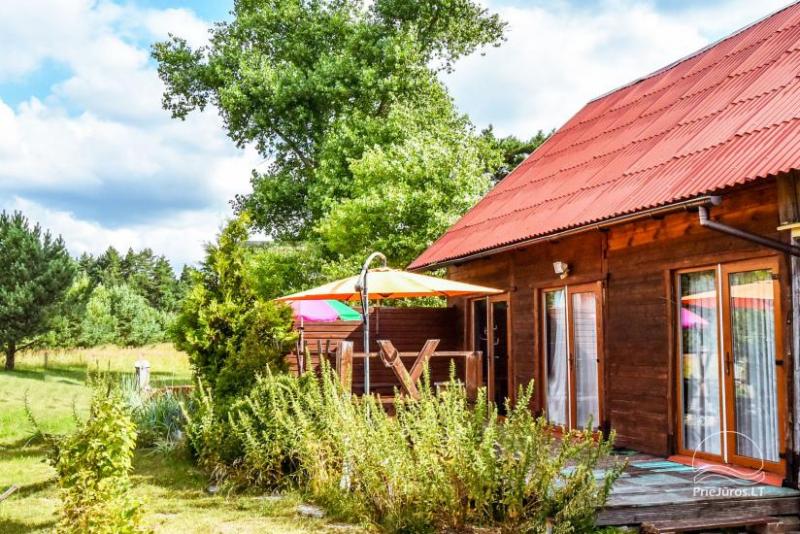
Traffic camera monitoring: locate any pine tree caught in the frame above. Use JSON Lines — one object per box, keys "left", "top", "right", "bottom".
{"left": 0, "top": 211, "right": 75, "bottom": 370}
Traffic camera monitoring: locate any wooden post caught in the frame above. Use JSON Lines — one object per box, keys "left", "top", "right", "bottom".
{"left": 376, "top": 339, "right": 440, "bottom": 400}
{"left": 778, "top": 170, "right": 800, "bottom": 487}
{"left": 409, "top": 339, "right": 440, "bottom": 382}
{"left": 336, "top": 341, "right": 353, "bottom": 393}
{"left": 465, "top": 351, "right": 482, "bottom": 402}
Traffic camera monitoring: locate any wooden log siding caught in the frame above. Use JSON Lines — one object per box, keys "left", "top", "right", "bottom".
{"left": 446, "top": 179, "right": 794, "bottom": 458}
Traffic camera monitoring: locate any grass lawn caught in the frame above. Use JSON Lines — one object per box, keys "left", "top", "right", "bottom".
{"left": 0, "top": 345, "right": 360, "bottom": 533}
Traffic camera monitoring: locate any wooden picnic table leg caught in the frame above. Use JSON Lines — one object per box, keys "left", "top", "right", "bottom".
{"left": 409, "top": 339, "right": 440, "bottom": 383}
{"left": 377, "top": 340, "right": 420, "bottom": 399}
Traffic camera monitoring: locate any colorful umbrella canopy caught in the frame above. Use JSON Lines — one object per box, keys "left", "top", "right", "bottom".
{"left": 277, "top": 267, "right": 503, "bottom": 301}
{"left": 680, "top": 280, "right": 774, "bottom": 310}
{"left": 290, "top": 299, "right": 361, "bottom": 322}
{"left": 328, "top": 299, "right": 362, "bottom": 320}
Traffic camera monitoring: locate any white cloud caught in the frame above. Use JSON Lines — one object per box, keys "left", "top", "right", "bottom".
{"left": 443, "top": 0, "right": 792, "bottom": 135}
{"left": 0, "top": 1, "right": 258, "bottom": 268}
{"left": 140, "top": 7, "right": 212, "bottom": 48}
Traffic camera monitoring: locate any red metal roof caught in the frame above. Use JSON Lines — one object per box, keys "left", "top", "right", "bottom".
{"left": 410, "top": 2, "right": 800, "bottom": 270}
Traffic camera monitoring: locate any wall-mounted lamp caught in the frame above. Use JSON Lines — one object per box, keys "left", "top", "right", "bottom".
{"left": 553, "top": 261, "right": 570, "bottom": 279}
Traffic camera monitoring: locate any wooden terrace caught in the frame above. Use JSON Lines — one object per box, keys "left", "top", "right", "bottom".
{"left": 600, "top": 453, "right": 800, "bottom": 531}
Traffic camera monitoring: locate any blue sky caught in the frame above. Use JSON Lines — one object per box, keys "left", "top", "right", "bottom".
{"left": 0, "top": 0, "right": 793, "bottom": 268}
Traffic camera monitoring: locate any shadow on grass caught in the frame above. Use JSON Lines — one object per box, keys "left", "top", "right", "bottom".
{"left": 15, "top": 477, "right": 56, "bottom": 499}
{"left": 2, "top": 365, "right": 190, "bottom": 388}
{"left": 2, "top": 366, "right": 87, "bottom": 384}
{"left": 0, "top": 517, "right": 56, "bottom": 534}
{"left": 0, "top": 439, "right": 50, "bottom": 463}
{"left": 133, "top": 452, "right": 209, "bottom": 493}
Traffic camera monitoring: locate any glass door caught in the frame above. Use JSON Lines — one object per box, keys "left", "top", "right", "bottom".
{"left": 676, "top": 259, "right": 785, "bottom": 474}
{"left": 677, "top": 268, "right": 723, "bottom": 460}
{"left": 544, "top": 289, "right": 569, "bottom": 426}
{"left": 542, "top": 282, "right": 603, "bottom": 430}
{"left": 490, "top": 299, "right": 510, "bottom": 409}
{"left": 472, "top": 299, "right": 488, "bottom": 391}
{"left": 471, "top": 296, "right": 512, "bottom": 410}
{"left": 722, "top": 261, "right": 784, "bottom": 472}
{"left": 570, "top": 289, "right": 602, "bottom": 429}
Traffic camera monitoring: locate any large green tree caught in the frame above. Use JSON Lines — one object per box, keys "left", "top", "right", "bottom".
{"left": 154, "top": 0, "right": 506, "bottom": 267}
{"left": 0, "top": 211, "right": 75, "bottom": 370}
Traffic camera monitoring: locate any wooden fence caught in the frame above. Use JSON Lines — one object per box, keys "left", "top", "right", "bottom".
{"left": 287, "top": 306, "right": 479, "bottom": 399}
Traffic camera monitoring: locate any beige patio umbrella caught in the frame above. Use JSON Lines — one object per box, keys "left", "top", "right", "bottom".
{"left": 277, "top": 268, "right": 502, "bottom": 301}
{"left": 276, "top": 252, "right": 502, "bottom": 392}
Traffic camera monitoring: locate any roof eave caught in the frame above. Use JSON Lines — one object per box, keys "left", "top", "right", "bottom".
{"left": 408, "top": 195, "right": 717, "bottom": 272}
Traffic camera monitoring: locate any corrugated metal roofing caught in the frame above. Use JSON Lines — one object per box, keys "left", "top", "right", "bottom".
{"left": 409, "top": 1, "right": 800, "bottom": 270}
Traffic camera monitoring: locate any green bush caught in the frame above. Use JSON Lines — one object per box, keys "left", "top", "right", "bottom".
{"left": 216, "top": 364, "right": 623, "bottom": 533}
{"left": 52, "top": 384, "right": 142, "bottom": 533}
{"left": 120, "top": 377, "right": 186, "bottom": 452}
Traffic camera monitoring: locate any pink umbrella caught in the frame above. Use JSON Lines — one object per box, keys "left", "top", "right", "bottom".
{"left": 681, "top": 307, "right": 709, "bottom": 328}
{"left": 290, "top": 300, "right": 341, "bottom": 322}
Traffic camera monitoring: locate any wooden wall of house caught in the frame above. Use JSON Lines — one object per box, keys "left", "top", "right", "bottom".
{"left": 447, "top": 179, "right": 793, "bottom": 456}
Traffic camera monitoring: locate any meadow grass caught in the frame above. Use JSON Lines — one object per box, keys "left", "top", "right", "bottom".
{"left": 0, "top": 345, "right": 359, "bottom": 533}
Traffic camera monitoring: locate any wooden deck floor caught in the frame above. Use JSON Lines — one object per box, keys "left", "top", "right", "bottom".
{"left": 597, "top": 452, "right": 800, "bottom": 528}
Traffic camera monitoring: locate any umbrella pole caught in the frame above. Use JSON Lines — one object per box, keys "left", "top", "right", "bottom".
{"left": 356, "top": 252, "right": 387, "bottom": 395}
{"left": 363, "top": 293, "right": 370, "bottom": 393}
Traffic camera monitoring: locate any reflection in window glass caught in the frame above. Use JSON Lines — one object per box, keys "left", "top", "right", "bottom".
{"left": 679, "top": 271, "right": 721, "bottom": 455}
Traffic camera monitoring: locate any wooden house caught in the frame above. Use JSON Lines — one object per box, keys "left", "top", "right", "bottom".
{"left": 410, "top": 2, "right": 800, "bottom": 488}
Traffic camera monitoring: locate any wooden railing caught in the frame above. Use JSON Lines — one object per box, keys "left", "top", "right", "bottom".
{"left": 297, "top": 339, "right": 482, "bottom": 402}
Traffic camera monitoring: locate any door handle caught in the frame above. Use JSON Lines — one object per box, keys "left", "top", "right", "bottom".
{"left": 725, "top": 351, "right": 732, "bottom": 376}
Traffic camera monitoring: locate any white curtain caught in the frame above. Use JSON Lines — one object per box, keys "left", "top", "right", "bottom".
{"left": 572, "top": 292, "right": 599, "bottom": 428}
{"left": 545, "top": 290, "right": 569, "bottom": 427}
{"left": 730, "top": 271, "right": 779, "bottom": 463}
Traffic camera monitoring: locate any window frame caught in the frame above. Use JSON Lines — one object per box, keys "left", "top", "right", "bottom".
{"left": 674, "top": 257, "right": 786, "bottom": 475}
{"left": 538, "top": 281, "right": 605, "bottom": 430}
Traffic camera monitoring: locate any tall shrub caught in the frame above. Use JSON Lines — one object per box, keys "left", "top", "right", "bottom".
{"left": 226, "top": 366, "right": 624, "bottom": 533}
{"left": 171, "top": 214, "right": 296, "bottom": 407}
{"left": 78, "top": 284, "right": 168, "bottom": 347}
{"left": 53, "top": 384, "right": 141, "bottom": 533}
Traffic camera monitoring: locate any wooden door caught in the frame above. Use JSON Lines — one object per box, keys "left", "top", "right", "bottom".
{"left": 471, "top": 296, "right": 512, "bottom": 409}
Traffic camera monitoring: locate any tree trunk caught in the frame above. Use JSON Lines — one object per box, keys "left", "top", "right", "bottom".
{"left": 4, "top": 341, "right": 15, "bottom": 371}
